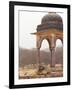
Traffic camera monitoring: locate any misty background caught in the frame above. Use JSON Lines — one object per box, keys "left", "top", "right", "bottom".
{"left": 19, "top": 47, "right": 63, "bottom": 67}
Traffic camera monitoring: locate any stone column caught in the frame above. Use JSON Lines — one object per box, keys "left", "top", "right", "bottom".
{"left": 50, "top": 34, "right": 56, "bottom": 67}
{"left": 37, "top": 48, "right": 40, "bottom": 67}
{"left": 36, "top": 36, "right": 41, "bottom": 68}
{"left": 50, "top": 48, "right": 55, "bottom": 67}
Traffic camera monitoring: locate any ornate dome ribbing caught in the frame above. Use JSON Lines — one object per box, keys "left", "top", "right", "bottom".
{"left": 37, "top": 12, "right": 63, "bottom": 32}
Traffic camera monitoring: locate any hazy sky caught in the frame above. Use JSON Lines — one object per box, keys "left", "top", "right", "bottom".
{"left": 19, "top": 11, "right": 63, "bottom": 49}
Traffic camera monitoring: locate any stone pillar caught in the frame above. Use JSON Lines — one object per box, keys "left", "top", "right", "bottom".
{"left": 50, "top": 48, "right": 55, "bottom": 67}
{"left": 37, "top": 48, "right": 40, "bottom": 68}
{"left": 50, "top": 34, "right": 56, "bottom": 67}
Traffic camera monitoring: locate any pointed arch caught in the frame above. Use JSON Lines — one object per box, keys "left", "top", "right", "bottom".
{"left": 39, "top": 39, "right": 51, "bottom": 65}
{"left": 40, "top": 39, "right": 50, "bottom": 50}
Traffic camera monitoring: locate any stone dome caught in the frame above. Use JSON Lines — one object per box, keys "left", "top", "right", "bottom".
{"left": 37, "top": 12, "right": 63, "bottom": 32}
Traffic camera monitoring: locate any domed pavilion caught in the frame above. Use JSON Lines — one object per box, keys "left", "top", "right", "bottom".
{"left": 32, "top": 12, "right": 63, "bottom": 68}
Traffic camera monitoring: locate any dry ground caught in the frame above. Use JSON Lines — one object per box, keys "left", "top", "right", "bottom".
{"left": 19, "top": 64, "right": 63, "bottom": 79}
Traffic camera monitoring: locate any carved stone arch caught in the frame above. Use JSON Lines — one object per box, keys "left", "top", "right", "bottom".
{"left": 45, "top": 37, "right": 51, "bottom": 50}
{"left": 39, "top": 38, "right": 50, "bottom": 51}
{"left": 36, "top": 36, "right": 51, "bottom": 49}
{"left": 36, "top": 36, "right": 51, "bottom": 67}
{"left": 36, "top": 36, "right": 44, "bottom": 49}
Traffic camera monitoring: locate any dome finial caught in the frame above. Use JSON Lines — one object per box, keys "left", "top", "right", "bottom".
{"left": 48, "top": 12, "right": 56, "bottom": 15}
{"left": 37, "top": 12, "right": 63, "bottom": 32}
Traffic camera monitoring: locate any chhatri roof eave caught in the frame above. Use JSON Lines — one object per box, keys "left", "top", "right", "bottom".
{"left": 31, "top": 29, "right": 63, "bottom": 35}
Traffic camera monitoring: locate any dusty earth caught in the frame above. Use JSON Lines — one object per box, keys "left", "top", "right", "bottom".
{"left": 19, "top": 64, "right": 63, "bottom": 79}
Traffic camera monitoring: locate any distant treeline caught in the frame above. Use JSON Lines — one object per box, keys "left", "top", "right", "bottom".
{"left": 19, "top": 47, "right": 63, "bottom": 67}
